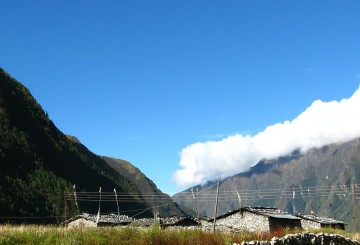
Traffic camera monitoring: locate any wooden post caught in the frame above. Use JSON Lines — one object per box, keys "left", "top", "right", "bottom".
{"left": 196, "top": 188, "right": 199, "bottom": 222}
{"left": 63, "top": 191, "right": 67, "bottom": 227}
{"left": 213, "top": 181, "right": 220, "bottom": 232}
{"left": 114, "top": 188, "right": 120, "bottom": 219}
{"left": 232, "top": 179, "right": 242, "bottom": 208}
{"left": 353, "top": 179, "right": 357, "bottom": 232}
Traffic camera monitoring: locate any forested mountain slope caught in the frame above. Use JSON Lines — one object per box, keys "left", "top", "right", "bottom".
{"left": 0, "top": 68, "right": 151, "bottom": 223}
{"left": 102, "top": 156, "right": 191, "bottom": 217}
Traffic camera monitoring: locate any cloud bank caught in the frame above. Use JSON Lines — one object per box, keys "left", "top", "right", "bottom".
{"left": 173, "top": 86, "right": 360, "bottom": 187}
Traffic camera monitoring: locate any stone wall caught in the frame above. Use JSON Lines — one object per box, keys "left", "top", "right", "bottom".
{"left": 238, "top": 232, "right": 360, "bottom": 245}
{"left": 300, "top": 219, "right": 321, "bottom": 230}
{"left": 215, "top": 211, "right": 269, "bottom": 232}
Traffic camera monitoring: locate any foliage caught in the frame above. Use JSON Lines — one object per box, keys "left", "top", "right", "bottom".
{"left": 0, "top": 225, "right": 358, "bottom": 245}
{"left": 0, "top": 67, "right": 150, "bottom": 223}
{"left": 102, "top": 156, "right": 191, "bottom": 217}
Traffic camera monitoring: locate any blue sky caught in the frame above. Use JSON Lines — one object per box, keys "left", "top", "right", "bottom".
{"left": 1, "top": 1, "right": 360, "bottom": 195}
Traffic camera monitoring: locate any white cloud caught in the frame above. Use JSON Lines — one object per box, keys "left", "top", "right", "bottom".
{"left": 173, "top": 86, "right": 360, "bottom": 187}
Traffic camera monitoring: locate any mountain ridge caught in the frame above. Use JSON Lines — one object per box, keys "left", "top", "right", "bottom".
{"left": 172, "top": 137, "right": 360, "bottom": 230}
{"left": 0, "top": 67, "right": 185, "bottom": 223}
{"left": 101, "top": 156, "right": 191, "bottom": 217}
{"left": 64, "top": 134, "right": 191, "bottom": 217}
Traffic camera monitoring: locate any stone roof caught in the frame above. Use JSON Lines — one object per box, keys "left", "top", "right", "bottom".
{"left": 131, "top": 218, "right": 155, "bottom": 226}
{"left": 197, "top": 216, "right": 213, "bottom": 222}
{"left": 245, "top": 207, "right": 301, "bottom": 220}
{"left": 245, "top": 206, "right": 288, "bottom": 215}
{"left": 161, "top": 216, "right": 197, "bottom": 226}
{"left": 131, "top": 216, "right": 197, "bottom": 227}
{"left": 216, "top": 206, "right": 300, "bottom": 220}
{"left": 66, "top": 213, "right": 133, "bottom": 225}
{"left": 296, "top": 213, "right": 345, "bottom": 225}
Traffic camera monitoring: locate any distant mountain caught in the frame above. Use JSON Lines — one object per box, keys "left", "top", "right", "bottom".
{"left": 0, "top": 68, "right": 156, "bottom": 223}
{"left": 65, "top": 133, "right": 192, "bottom": 217}
{"left": 101, "top": 156, "right": 191, "bottom": 217}
{"left": 172, "top": 137, "right": 360, "bottom": 230}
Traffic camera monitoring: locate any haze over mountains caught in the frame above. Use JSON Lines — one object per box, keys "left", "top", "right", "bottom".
{"left": 173, "top": 137, "right": 360, "bottom": 230}
{"left": 174, "top": 86, "right": 360, "bottom": 187}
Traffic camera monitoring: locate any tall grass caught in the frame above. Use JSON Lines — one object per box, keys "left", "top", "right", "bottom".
{"left": 0, "top": 225, "right": 358, "bottom": 245}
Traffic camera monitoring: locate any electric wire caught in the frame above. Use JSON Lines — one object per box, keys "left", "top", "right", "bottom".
{"left": 66, "top": 183, "right": 360, "bottom": 202}
{"left": 1, "top": 183, "right": 358, "bottom": 220}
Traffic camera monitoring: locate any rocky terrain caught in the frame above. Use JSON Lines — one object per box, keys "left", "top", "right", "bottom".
{"left": 238, "top": 232, "right": 360, "bottom": 245}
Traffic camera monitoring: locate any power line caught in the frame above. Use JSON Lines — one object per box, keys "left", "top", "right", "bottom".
{"left": 0, "top": 216, "right": 61, "bottom": 219}
{"left": 1, "top": 183, "right": 357, "bottom": 221}
{"left": 64, "top": 184, "right": 360, "bottom": 203}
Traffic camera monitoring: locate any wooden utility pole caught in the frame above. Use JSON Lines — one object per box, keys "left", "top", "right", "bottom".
{"left": 353, "top": 178, "right": 357, "bottom": 232}
{"left": 213, "top": 181, "right": 220, "bottom": 232}
{"left": 114, "top": 188, "right": 120, "bottom": 220}
{"left": 63, "top": 191, "right": 67, "bottom": 227}
{"left": 196, "top": 188, "right": 199, "bottom": 222}
{"left": 232, "top": 179, "right": 242, "bottom": 208}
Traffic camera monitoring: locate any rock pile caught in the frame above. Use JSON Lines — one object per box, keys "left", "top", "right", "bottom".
{"left": 237, "top": 232, "right": 360, "bottom": 245}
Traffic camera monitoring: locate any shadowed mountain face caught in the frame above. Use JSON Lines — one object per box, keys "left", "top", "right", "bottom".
{"left": 0, "top": 68, "right": 156, "bottom": 223}
{"left": 172, "top": 138, "right": 360, "bottom": 230}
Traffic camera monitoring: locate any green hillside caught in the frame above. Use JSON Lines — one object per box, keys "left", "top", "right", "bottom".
{"left": 0, "top": 68, "right": 150, "bottom": 223}
{"left": 102, "top": 156, "right": 192, "bottom": 217}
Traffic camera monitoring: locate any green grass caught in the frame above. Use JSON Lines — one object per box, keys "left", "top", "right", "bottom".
{"left": 0, "top": 225, "right": 358, "bottom": 245}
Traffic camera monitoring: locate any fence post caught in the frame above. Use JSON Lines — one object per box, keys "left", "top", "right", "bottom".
{"left": 213, "top": 181, "right": 220, "bottom": 232}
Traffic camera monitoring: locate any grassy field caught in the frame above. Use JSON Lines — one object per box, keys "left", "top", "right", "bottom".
{"left": 0, "top": 225, "right": 358, "bottom": 245}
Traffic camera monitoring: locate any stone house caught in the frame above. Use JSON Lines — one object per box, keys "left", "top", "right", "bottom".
{"left": 130, "top": 218, "right": 155, "bottom": 227}
{"left": 131, "top": 216, "right": 198, "bottom": 228}
{"left": 160, "top": 216, "right": 198, "bottom": 228}
{"left": 66, "top": 213, "right": 133, "bottom": 228}
{"left": 296, "top": 213, "right": 345, "bottom": 230}
{"left": 197, "top": 216, "right": 213, "bottom": 229}
{"left": 208, "top": 207, "right": 301, "bottom": 232}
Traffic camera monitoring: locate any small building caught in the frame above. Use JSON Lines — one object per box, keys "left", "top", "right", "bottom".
{"left": 160, "top": 216, "right": 198, "bottom": 228}
{"left": 209, "top": 207, "right": 302, "bottom": 232}
{"left": 66, "top": 213, "right": 133, "bottom": 228}
{"left": 197, "top": 216, "right": 213, "bottom": 229}
{"left": 131, "top": 216, "right": 198, "bottom": 228}
{"left": 131, "top": 218, "right": 157, "bottom": 227}
{"left": 296, "top": 213, "right": 345, "bottom": 230}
